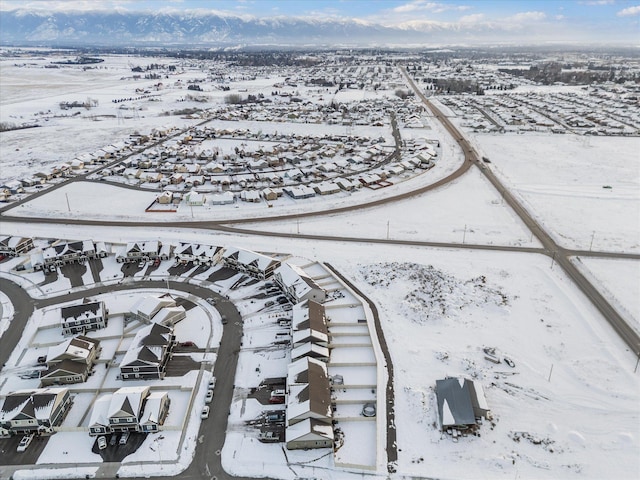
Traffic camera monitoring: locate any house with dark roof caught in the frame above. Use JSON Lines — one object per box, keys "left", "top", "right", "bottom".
{"left": 120, "top": 323, "right": 175, "bottom": 380}
{"left": 174, "top": 242, "right": 222, "bottom": 265}
{"left": 222, "top": 247, "right": 281, "bottom": 280}
{"left": 0, "top": 235, "right": 34, "bottom": 256}
{"left": 60, "top": 300, "right": 107, "bottom": 336}
{"left": 107, "top": 386, "right": 150, "bottom": 432}
{"left": 0, "top": 388, "right": 71, "bottom": 434}
{"left": 40, "top": 335, "right": 100, "bottom": 387}
{"left": 117, "top": 240, "right": 170, "bottom": 263}
{"left": 286, "top": 357, "right": 332, "bottom": 425}
{"left": 37, "top": 239, "right": 105, "bottom": 270}
{"left": 435, "top": 377, "right": 490, "bottom": 431}
{"left": 274, "top": 263, "right": 326, "bottom": 304}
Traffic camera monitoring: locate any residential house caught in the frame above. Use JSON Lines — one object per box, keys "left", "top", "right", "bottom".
{"left": 0, "top": 388, "right": 71, "bottom": 434}
{"left": 120, "top": 323, "right": 176, "bottom": 380}
{"left": 286, "top": 357, "right": 333, "bottom": 434}
{"left": 285, "top": 418, "right": 333, "bottom": 450}
{"left": 0, "top": 235, "right": 34, "bottom": 256}
{"left": 39, "top": 240, "right": 104, "bottom": 269}
{"left": 107, "top": 386, "right": 150, "bottom": 432}
{"left": 435, "top": 377, "right": 490, "bottom": 431}
{"left": 60, "top": 301, "right": 108, "bottom": 336}
{"left": 40, "top": 335, "right": 100, "bottom": 387}
{"left": 88, "top": 394, "right": 112, "bottom": 436}
{"left": 174, "top": 243, "right": 222, "bottom": 266}
{"left": 138, "top": 391, "right": 170, "bottom": 433}
{"left": 222, "top": 247, "right": 281, "bottom": 280}
{"left": 118, "top": 240, "right": 169, "bottom": 263}
{"left": 274, "top": 263, "right": 326, "bottom": 304}
{"left": 185, "top": 190, "right": 206, "bottom": 206}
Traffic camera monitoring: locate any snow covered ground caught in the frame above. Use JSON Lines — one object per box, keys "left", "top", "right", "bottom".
{"left": 1, "top": 52, "right": 638, "bottom": 480}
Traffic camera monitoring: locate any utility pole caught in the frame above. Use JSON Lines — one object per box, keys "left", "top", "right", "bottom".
{"left": 462, "top": 224, "right": 467, "bottom": 244}
{"left": 65, "top": 193, "right": 71, "bottom": 212}
{"left": 589, "top": 231, "right": 595, "bottom": 252}
{"left": 297, "top": 219, "right": 300, "bottom": 235}
{"left": 386, "top": 220, "right": 390, "bottom": 240}
{"left": 548, "top": 363, "right": 554, "bottom": 382}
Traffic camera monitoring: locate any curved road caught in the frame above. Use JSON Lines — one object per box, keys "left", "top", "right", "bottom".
{"left": 0, "top": 277, "right": 251, "bottom": 480}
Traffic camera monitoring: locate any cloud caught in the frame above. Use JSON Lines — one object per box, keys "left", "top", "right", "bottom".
{"left": 617, "top": 5, "right": 640, "bottom": 16}
{"left": 392, "top": 1, "right": 470, "bottom": 14}
{"left": 507, "top": 11, "right": 547, "bottom": 22}
{"left": 459, "top": 13, "right": 484, "bottom": 23}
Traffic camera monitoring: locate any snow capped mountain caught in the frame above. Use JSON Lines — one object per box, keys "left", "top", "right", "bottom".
{"left": 0, "top": 10, "right": 421, "bottom": 47}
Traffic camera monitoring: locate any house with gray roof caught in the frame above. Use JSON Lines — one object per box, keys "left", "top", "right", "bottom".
{"left": 0, "top": 388, "right": 71, "bottom": 435}
{"left": 60, "top": 300, "right": 107, "bottom": 336}
{"left": 435, "top": 377, "right": 490, "bottom": 431}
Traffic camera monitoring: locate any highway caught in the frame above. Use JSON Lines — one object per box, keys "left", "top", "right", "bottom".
{"left": 401, "top": 66, "right": 640, "bottom": 357}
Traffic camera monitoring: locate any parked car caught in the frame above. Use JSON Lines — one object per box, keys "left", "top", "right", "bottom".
{"left": 97, "top": 436, "right": 107, "bottom": 450}
{"left": 138, "top": 260, "right": 146, "bottom": 268}
{"left": 180, "top": 341, "right": 195, "bottom": 347}
{"left": 201, "top": 406, "right": 210, "bottom": 419}
{"left": 265, "top": 412, "right": 285, "bottom": 423}
{"left": 206, "top": 297, "right": 216, "bottom": 305}
{"left": 208, "top": 377, "right": 217, "bottom": 389}
{"left": 119, "top": 432, "right": 130, "bottom": 445}
{"left": 153, "top": 258, "right": 161, "bottom": 267}
{"left": 17, "top": 433, "right": 34, "bottom": 452}
{"left": 205, "top": 389, "right": 214, "bottom": 404}
{"left": 221, "top": 315, "right": 227, "bottom": 325}
{"left": 37, "top": 356, "right": 47, "bottom": 364}
{"left": 265, "top": 301, "right": 275, "bottom": 307}
{"left": 362, "top": 402, "right": 376, "bottom": 417}
{"left": 269, "top": 389, "right": 286, "bottom": 404}
{"left": 110, "top": 434, "right": 118, "bottom": 446}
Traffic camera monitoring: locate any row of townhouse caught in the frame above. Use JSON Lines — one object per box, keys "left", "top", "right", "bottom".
{"left": 174, "top": 242, "right": 223, "bottom": 265}
{"left": 285, "top": 357, "right": 334, "bottom": 450}
{"left": 0, "top": 235, "right": 34, "bottom": 257}
{"left": 0, "top": 388, "right": 72, "bottom": 436}
{"left": 273, "top": 263, "right": 327, "bottom": 304}
{"left": 31, "top": 240, "right": 108, "bottom": 271}
{"left": 60, "top": 301, "right": 108, "bottom": 336}
{"left": 116, "top": 241, "right": 172, "bottom": 263}
{"left": 222, "top": 247, "right": 281, "bottom": 280}
{"left": 89, "top": 386, "right": 170, "bottom": 435}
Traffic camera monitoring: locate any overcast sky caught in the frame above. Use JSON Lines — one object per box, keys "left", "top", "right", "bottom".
{"left": 1, "top": 0, "right": 638, "bottom": 44}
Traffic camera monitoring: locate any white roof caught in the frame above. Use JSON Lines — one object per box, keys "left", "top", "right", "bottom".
{"left": 108, "top": 386, "right": 149, "bottom": 418}
{"left": 139, "top": 391, "right": 168, "bottom": 425}
{"left": 285, "top": 418, "right": 333, "bottom": 443}
{"left": 291, "top": 342, "right": 330, "bottom": 362}
{"left": 88, "top": 394, "right": 112, "bottom": 427}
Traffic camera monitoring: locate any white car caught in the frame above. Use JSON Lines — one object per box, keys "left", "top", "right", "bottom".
{"left": 208, "top": 377, "right": 216, "bottom": 389}
{"left": 201, "top": 406, "right": 210, "bottom": 419}
{"left": 17, "top": 433, "right": 34, "bottom": 452}
{"left": 205, "top": 389, "right": 214, "bottom": 404}
{"left": 97, "top": 435, "right": 107, "bottom": 450}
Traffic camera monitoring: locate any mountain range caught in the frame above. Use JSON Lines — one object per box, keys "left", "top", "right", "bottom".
{"left": 0, "top": 10, "right": 489, "bottom": 48}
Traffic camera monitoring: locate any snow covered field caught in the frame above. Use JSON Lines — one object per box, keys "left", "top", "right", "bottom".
{"left": 1, "top": 51, "right": 639, "bottom": 480}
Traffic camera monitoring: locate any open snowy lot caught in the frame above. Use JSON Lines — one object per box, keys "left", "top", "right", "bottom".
{"left": 470, "top": 133, "right": 640, "bottom": 253}
{"left": 1, "top": 50, "right": 638, "bottom": 480}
